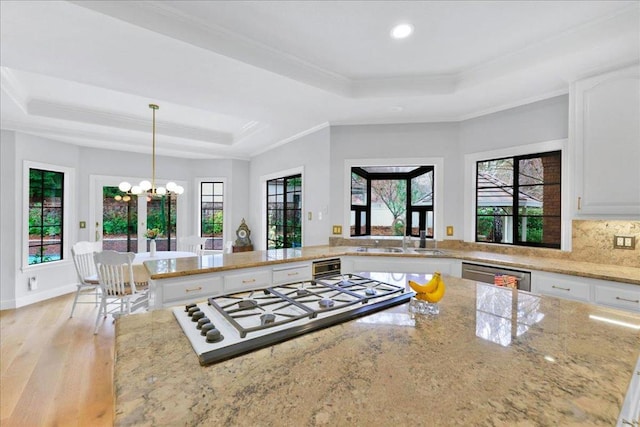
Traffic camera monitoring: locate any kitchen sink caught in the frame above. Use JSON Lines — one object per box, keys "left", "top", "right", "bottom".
{"left": 355, "top": 247, "right": 405, "bottom": 253}
{"left": 411, "top": 248, "right": 447, "bottom": 255}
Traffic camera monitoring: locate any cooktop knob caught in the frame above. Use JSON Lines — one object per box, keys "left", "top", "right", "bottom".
{"left": 206, "top": 328, "right": 224, "bottom": 343}
{"left": 188, "top": 306, "right": 201, "bottom": 317}
{"left": 192, "top": 311, "right": 205, "bottom": 322}
{"left": 185, "top": 303, "right": 197, "bottom": 312}
{"left": 197, "top": 317, "right": 210, "bottom": 329}
{"left": 201, "top": 322, "right": 215, "bottom": 336}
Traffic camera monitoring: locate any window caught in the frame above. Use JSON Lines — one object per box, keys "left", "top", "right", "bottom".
{"left": 476, "top": 150, "right": 561, "bottom": 248}
{"left": 267, "top": 174, "right": 302, "bottom": 249}
{"left": 200, "top": 182, "right": 224, "bottom": 250}
{"left": 350, "top": 166, "right": 434, "bottom": 237}
{"left": 29, "top": 168, "right": 64, "bottom": 264}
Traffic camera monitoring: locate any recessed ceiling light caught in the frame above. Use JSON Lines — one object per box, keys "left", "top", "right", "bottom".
{"left": 391, "top": 23, "right": 413, "bottom": 40}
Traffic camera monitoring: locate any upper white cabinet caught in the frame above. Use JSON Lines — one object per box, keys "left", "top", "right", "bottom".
{"left": 570, "top": 65, "right": 640, "bottom": 218}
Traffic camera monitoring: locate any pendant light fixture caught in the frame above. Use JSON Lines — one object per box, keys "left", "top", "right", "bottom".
{"left": 115, "top": 104, "right": 184, "bottom": 201}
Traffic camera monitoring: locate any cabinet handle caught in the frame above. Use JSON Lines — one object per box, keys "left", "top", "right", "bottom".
{"left": 552, "top": 285, "right": 570, "bottom": 291}
{"left": 577, "top": 196, "right": 582, "bottom": 210}
{"left": 616, "top": 296, "right": 640, "bottom": 303}
{"left": 242, "top": 279, "right": 256, "bottom": 284}
{"left": 287, "top": 272, "right": 299, "bottom": 276}
{"left": 620, "top": 420, "right": 635, "bottom": 426}
{"left": 185, "top": 286, "right": 203, "bottom": 293}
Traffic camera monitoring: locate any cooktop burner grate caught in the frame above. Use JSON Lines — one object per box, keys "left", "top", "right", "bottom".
{"left": 173, "top": 273, "right": 413, "bottom": 365}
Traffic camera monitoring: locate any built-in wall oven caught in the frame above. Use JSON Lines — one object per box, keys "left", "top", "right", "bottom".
{"left": 312, "top": 258, "right": 341, "bottom": 279}
{"left": 462, "top": 262, "right": 531, "bottom": 292}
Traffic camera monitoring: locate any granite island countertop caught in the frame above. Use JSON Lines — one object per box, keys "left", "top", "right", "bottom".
{"left": 143, "top": 245, "right": 640, "bottom": 285}
{"left": 115, "top": 275, "right": 640, "bottom": 426}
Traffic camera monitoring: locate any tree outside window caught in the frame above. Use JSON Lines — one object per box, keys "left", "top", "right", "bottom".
{"left": 476, "top": 150, "right": 561, "bottom": 248}
{"left": 29, "top": 168, "right": 63, "bottom": 264}
{"left": 350, "top": 166, "right": 434, "bottom": 237}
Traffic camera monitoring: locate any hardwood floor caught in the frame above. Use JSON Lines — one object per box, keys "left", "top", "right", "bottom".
{"left": 1, "top": 292, "right": 115, "bottom": 426}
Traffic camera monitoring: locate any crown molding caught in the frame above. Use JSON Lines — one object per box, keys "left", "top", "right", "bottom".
{"left": 0, "top": 67, "right": 29, "bottom": 114}
{"left": 71, "top": 0, "right": 353, "bottom": 97}
{"left": 26, "top": 99, "right": 235, "bottom": 145}
{"left": 0, "top": 118, "right": 249, "bottom": 159}
{"left": 73, "top": 1, "right": 639, "bottom": 99}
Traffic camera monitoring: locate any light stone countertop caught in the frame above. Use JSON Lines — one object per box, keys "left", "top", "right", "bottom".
{"left": 144, "top": 245, "right": 640, "bottom": 285}
{"left": 114, "top": 275, "right": 640, "bottom": 426}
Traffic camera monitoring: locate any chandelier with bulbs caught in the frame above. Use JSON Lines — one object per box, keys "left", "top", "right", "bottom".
{"left": 115, "top": 104, "right": 184, "bottom": 202}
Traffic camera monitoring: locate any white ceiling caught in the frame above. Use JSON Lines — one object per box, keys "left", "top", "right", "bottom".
{"left": 1, "top": 1, "right": 638, "bottom": 159}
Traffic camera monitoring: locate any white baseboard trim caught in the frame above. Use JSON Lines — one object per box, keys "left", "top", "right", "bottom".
{"left": 2, "top": 283, "right": 77, "bottom": 310}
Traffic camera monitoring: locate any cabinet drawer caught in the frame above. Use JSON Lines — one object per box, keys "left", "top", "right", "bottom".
{"left": 272, "top": 264, "right": 311, "bottom": 284}
{"left": 535, "top": 274, "right": 591, "bottom": 302}
{"left": 224, "top": 269, "right": 271, "bottom": 293}
{"left": 594, "top": 284, "right": 640, "bottom": 312}
{"left": 163, "top": 276, "right": 223, "bottom": 303}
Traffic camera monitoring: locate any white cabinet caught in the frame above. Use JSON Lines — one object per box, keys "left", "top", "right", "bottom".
{"left": 532, "top": 270, "right": 640, "bottom": 313}
{"left": 272, "top": 262, "right": 312, "bottom": 284}
{"left": 594, "top": 282, "right": 640, "bottom": 312}
{"left": 532, "top": 271, "right": 591, "bottom": 302}
{"left": 224, "top": 268, "right": 271, "bottom": 294}
{"left": 150, "top": 273, "right": 224, "bottom": 308}
{"left": 571, "top": 65, "right": 640, "bottom": 218}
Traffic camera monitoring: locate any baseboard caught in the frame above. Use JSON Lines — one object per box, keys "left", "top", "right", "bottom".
{"left": 6, "top": 284, "right": 77, "bottom": 310}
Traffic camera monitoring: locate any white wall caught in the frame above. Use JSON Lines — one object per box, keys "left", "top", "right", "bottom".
{"left": 0, "top": 130, "right": 17, "bottom": 307}
{"left": 329, "top": 122, "right": 461, "bottom": 239}
{"left": 459, "top": 95, "right": 568, "bottom": 153}
{"left": 249, "top": 126, "right": 331, "bottom": 249}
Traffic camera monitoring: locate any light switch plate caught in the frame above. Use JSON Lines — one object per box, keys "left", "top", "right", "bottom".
{"left": 446, "top": 226, "right": 454, "bottom": 236}
{"left": 79, "top": 221, "right": 86, "bottom": 229}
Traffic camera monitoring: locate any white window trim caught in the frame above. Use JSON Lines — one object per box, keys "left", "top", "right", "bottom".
{"left": 22, "top": 161, "right": 75, "bottom": 271}
{"left": 194, "top": 177, "right": 228, "bottom": 251}
{"left": 260, "top": 166, "right": 304, "bottom": 251}
{"left": 343, "top": 157, "right": 444, "bottom": 240}
{"left": 463, "top": 139, "right": 571, "bottom": 250}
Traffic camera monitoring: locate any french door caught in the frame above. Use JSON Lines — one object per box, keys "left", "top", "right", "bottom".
{"left": 92, "top": 177, "right": 183, "bottom": 253}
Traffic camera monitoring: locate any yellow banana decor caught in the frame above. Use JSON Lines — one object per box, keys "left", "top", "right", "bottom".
{"left": 409, "top": 272, "right": 446, "bottom": 303}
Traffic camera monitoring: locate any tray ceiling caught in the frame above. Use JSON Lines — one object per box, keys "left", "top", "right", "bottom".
{"left": 1, "top": 1, "right": 638, "bottom": 159}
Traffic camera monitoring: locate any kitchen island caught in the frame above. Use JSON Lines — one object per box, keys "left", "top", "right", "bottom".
{"left": 114, "top": 275, "right": 639, "bottom": 426}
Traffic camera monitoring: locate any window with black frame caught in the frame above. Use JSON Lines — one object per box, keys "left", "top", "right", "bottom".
{"left": 29, "top": 168, "right": 64, "bottom": 264}
{"left": 350, "top": 166, "right": 434, "bottom": 237}
{"left": 200, "top": 182, "right": 224, "bottom": 250}
{"left": 267, "top": 174, "right": 302, "bottom": 249}
{"left": 476, "top": 150, "right": 561, "bottom": 248}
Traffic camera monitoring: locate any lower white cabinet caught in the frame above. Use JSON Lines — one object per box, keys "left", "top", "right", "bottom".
{"left": 594, "top": 282, "right": 640, "bottom": 312}
{"left": 224, "top": 268, "right": 271, "bottom": 294}
{"left": 151, "top": 274, "right": 224, "bottom": 308}
{"left": 532, "top": 271, "right": 591, "bottom": 302}
{"left": 532, "top": 270, "right": 640, "bottom": 313}
{"left": 272, "top": 263, "right": 312, "bottom": 284}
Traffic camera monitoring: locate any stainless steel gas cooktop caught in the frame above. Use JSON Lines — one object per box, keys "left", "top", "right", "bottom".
{"left": 173, "top": 273, "right": 413, "bottom": 365}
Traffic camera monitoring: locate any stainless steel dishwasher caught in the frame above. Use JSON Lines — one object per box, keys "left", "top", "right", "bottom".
{"left": 461, "top": 262, "right": 531, "bottom": 292}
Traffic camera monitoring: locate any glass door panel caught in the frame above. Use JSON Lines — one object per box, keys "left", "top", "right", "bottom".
{"left": 146, "top": 194, "right": 177, "bottom": 251}
{"left": 102, "top": 186, "right": 138, "bottom": 253}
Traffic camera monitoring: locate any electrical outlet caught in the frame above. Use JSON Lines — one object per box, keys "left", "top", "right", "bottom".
{"left": 29, "top": 276, "right": 37, "bottom": 290}
{"left": 332, "top": 225, "right": 342, "bottom": 235}
{"left": 614, "top": 235, "right": 636, "bottom": 249}
{"left": 446, "top": 226, "right": 454, "bottom": 236}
